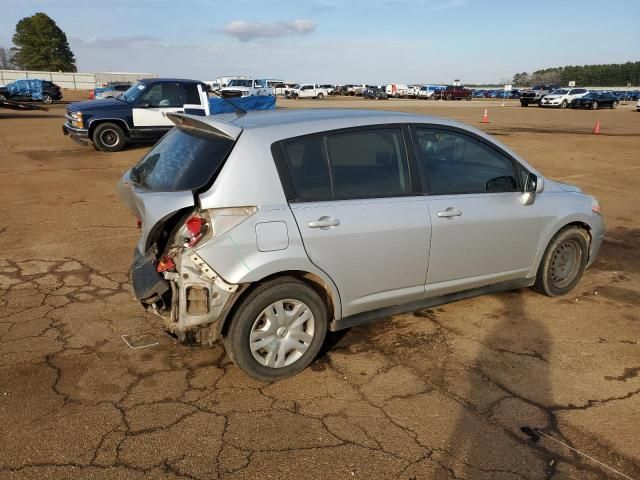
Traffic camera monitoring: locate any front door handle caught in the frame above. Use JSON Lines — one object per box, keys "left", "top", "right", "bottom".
{"left": 308, "top": 217, "right": 340, "bottom": 229}
{"left": 437, "top": 207, "right": 462, "bottom": 218}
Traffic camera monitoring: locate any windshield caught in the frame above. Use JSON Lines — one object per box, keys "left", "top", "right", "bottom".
{"left": 121, "top": 81, "right": 146, "bottom": 102}
{"left": 227, "top": 79, "right": 252, "bottom": 88}
{"left": 130, "top": 127, "right": 234, "bottom": 192}
{"left": 551, "top": 89, "right": 568, "bottom": 95}
{"left": 292, "top": 84, "right": 301, "bottom": 89}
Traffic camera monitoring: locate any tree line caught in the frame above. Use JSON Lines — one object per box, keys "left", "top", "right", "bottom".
{"left": 513, "top": 62, "right": 640, "bottom": 87}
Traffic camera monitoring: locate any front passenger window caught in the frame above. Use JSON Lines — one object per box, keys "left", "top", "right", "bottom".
{"left": 140, "top": 83, "right": 182, "bottom": 108}
{"left": 414, "top": 128, "right": 518, "bottom": 195}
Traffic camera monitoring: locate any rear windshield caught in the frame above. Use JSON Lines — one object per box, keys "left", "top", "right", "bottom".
{"left": 130, "top": 127, "right": 234, "bottom": 192}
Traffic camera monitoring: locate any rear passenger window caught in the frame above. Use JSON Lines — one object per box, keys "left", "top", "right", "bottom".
{"left": 326, "top": 129, "right": 409, "bottom": 198}
{"left": 283, "top": 137, "right": 332, "bottom": 201}
{"left": 182, "top": 83, "right": 201, "bottom": 104}
{"left": 414, "top": 128, "right": 518, "bottom": 195}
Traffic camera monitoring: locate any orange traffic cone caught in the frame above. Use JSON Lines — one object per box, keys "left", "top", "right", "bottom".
{"left": 592, "top": 121, "right": 601, "bottom": 134}
{"left": 481, "top": 109, "right": 489, "bottom": 123}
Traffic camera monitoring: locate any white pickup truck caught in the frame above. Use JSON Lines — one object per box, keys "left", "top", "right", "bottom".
{"left": 288, "top": 84, "right": 329, "bottom": 99}
{"left": 220, "top": 78, "right": 272, "bottom": 98}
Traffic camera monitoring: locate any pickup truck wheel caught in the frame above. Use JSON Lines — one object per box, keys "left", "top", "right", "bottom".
{"left": 42, "top": 94, "right": 53, "bottom": 104}
{"left": 93, "top": 122, "right": 126, "bottom": 152}
{"left": 532, "top": 227, "right": 589, "bottom": 297}
{"left": 317, "top": 92, "right": 324, "bottom": 99}
{"left": 223, "top": 278, "right": 328, "bottom": 382}
{"left": 446, "top": 94, "right": 452, "bottom": 100}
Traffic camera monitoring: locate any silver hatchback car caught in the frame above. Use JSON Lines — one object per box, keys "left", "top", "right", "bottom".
{"left": 118, "top": 109, "right": 604, "bottom": 381}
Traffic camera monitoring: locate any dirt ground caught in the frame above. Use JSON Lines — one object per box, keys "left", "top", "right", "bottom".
{"left": 1, "top": 95, "right": 639, "bottom": 480}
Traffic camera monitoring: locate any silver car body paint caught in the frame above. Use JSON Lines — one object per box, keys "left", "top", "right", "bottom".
{"left": 118, "top": 109, "right": 604, "bottom": 340}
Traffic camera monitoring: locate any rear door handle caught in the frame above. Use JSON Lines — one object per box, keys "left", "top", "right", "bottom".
{"left": 437, "top": 207, "right": 462, "bottom": 218}
{"left": 308, "top": 217, "right": 340, "bottom": 229}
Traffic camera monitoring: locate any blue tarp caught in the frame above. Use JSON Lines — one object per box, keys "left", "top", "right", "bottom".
{"left": 6, "top": 79, "right": 44, "bottom": 100}
{"left": 209, "top": 95, "right": 275, "bottom": 114}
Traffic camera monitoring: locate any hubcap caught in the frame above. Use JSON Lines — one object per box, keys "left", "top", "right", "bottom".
{"left": 249, "top": 299, "right": 315, "bottom": 369}
{"left": 100, "top": 129, "right": 118, "bottom": 147}
{"left": 549, "top": 240, "right": 581, "bottom": 288}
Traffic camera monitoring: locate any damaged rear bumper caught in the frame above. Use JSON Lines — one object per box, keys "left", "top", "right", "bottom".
{"left": 131, "top": 248, "right": 240, "bottom": 344}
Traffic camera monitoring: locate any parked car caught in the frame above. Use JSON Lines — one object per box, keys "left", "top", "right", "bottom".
{"left": 288, "top": 84, "right": 330, "bottom": 99}
{"left": 92, "top": 83, "right": 132, "bottom": 100}
{"left": 540, "top": 88, "right": 589, "bottom": 108}
{"left": 570, "top": 91, "right": 619, "bottom": 110}
{"left": 418, "top": 85, "right": 444, "bottom": 99}
{"left": 407, "top": 85, "right": 422, "bottom": 98}
{"left": 443, "top": 85, "right": 473, "bottom": 100}
{"left": 117, "top": 108, "right": 604, "bottom": 381}
{"left": 363, "top": 86, "right": 388, "bottom": 99}
{"left": 220, "top": 78, "right": 272, "bottom": 98}
{"left": 385, "top": 83, "right": 409, "bottom": 98}
{"left": 318, "top": 84, "right": 335, "bottom": 95}
{"left": 520, "top": 85, "right": 560, "bottom": 106}
{"left": 637, "top": 98, "right": 640, "bottom": 111}
{"left": 63, "top": 78, "right": 210, "bottom": 152}
{"left": 0, "top": 79, "right": 62, "bottom": 104}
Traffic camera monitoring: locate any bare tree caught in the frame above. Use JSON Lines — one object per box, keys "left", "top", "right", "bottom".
{"left": 0, "top": 47, "right": 18, "bottom": 69}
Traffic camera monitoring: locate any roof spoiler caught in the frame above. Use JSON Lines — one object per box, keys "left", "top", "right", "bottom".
{"left": 166, "top": 113, "right": 243, "bottom": 141}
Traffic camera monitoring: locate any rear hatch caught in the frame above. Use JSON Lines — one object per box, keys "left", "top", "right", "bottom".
{"left": 117, "top": 114, "right": 242, "bottom": 255}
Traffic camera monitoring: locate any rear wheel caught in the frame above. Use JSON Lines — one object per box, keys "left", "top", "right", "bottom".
{"left": 611, "top": 101, "right": 618, "bottom": 109}
{"left": 532, "top": 227, "right": 589, "bottom": 297}
{"left": 223, "top": 278, "right": 328, "bottom": 382}
{"left": 591, "top": 101, "right": 599, "bottom": 110}
{"left": 42, "top": 93, "right": 53, "bottom": 104}
{"left": 93, "top": 122, "right": 126, "bottom": 152}
{"left": 317, "top": 92, "right": 324, "bottom": 99}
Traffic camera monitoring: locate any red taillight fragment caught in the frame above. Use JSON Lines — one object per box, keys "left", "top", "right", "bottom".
{"left": 156, "top": 256, "right": 175, "bottom": 273}
{"left": 136, "top": 218, "right": 142, "bottom": 229}
{"left": 186, "top": 216, "right": 204, "bottom": 235}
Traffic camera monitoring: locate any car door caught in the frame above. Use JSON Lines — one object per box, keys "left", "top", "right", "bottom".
{"left": 180, "top": 82, "right": 207, "bottom": 116}
{"left": 132, "top": 82, "right": 185, "bottom": 128}
{"left": 412, "top": 126, "right": 542, "bottom": 296}
{"left": 280, "top": 126, "right": 431, "bottom": 318}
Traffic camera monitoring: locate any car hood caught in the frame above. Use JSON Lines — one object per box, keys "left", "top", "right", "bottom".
{"left": 69, "top": 98, "right": 129, "bottom": 112}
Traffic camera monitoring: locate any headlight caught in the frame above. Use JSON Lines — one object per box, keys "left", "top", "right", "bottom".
{"left": 71, "top": 111, "right": 83, "bottom": 128}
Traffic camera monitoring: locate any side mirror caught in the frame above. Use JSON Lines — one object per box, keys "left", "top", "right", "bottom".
{"left": 522, "top": 173, "right": 543, "bottom": 205}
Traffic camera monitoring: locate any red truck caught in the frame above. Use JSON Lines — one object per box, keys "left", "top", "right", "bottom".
{"left": 443, "top": 85, "right": 473, "bottom": 100}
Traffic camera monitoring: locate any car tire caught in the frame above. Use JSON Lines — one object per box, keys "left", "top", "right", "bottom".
{"left": 560, "top": 100, "right": 567, "bottom": 109}
{"left": 92, "top": 122, "right": 126, "bottom": 152}
{"left": 42, "top": 94, "right": 53, "bottom": 104}
{"left": 223, "top": 278, "right": 328, "bottom": 382}
{"left": 532, "top": 227, "right": 590, "bottom": 297}
{"left": 466, "top": 95, "right": 472, "bottom": 101}
{"left": 317, "top": 92, "right": 324, "bottom": 99}
{"left": 0, "top": 93, "right": 6, "bottom": 101}
{"left": 591, "top": 101, "right": 598, "bottom": 110}
{"left": 611, "top": 101, "right": 618, "bottom": 109}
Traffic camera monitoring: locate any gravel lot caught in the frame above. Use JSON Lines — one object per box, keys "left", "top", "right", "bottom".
{"left": 1, "top": 95, "right": 639, "bottom": 480}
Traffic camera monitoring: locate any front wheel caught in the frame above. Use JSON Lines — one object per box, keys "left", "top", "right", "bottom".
{"left": 42, "top": 94, "right": 53, "bottom": 104}
{"left": 560, "top": 100, "right": 567, "bottom": 109}
{"left": 611, "top": 101, "right": 618, "bottom": 109}
{"left": 223, "top": 278, "right": 328, "bottom": 382}
{"left": 92, "top": 122, "right": 126, "bottom": 152}
{"left": 591, "top": 101, "right": 598, "bottom": 110}
{"left": 532, "top": 227, "right": 589, "bottom": 297}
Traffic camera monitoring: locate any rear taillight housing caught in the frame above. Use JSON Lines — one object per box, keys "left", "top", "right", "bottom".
{"left": 178, "top": 207, "right": 257, "bottom": 249}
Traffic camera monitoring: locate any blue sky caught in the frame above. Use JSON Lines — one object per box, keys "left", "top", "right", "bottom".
{"left": 1, "top": 0, "right": 638, "bottom": 84}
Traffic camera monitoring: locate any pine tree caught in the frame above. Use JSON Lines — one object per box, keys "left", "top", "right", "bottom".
{"left": 12, "top": 12, "right": 76, "bottom": 72}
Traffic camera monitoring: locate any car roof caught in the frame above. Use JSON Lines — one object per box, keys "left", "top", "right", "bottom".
{"left": 139, "top": 78, "right": 204, "bottom": 84}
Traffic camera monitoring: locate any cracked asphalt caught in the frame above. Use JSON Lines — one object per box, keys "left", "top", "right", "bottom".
{"left": 1, "top": 96, "right": 639, "bottom": 480}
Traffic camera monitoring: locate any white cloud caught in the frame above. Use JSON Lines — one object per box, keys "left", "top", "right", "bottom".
{"left": 71, "top": 35, "right": 171, "bottom": 49}
{"left": 222, "top": 19, "right": 317, "bottom": 42}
